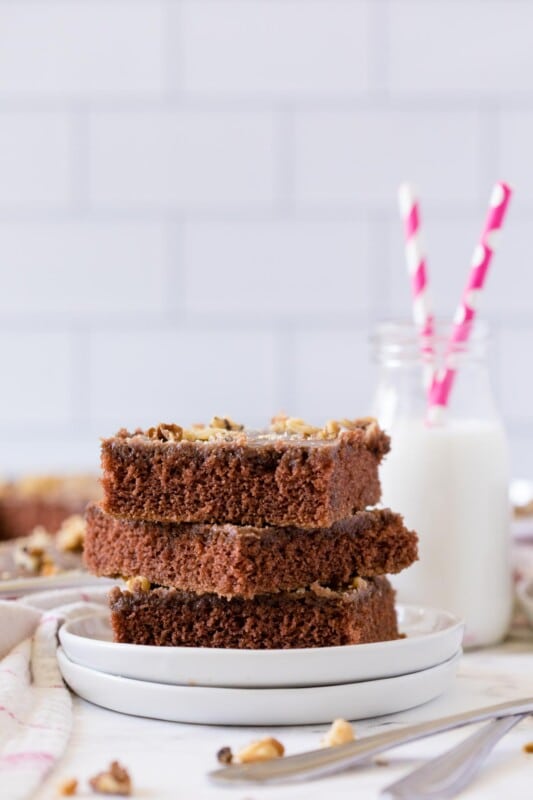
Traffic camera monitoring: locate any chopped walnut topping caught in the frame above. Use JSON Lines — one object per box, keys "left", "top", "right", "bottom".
{"left": 126, "top": 414, "right": 385, "bottom": 444}
{"left": 337, "top": 416, "right": 373, "bottom": 431}
{"left": 210, "top": 416, "right": 244, "bottom": 431}
{"left": 89, "top": 761, "right": 131, "bottom": 796}
{"left": 523, "top": 741, "right": 533, "bottom": 753}
{"left": 270, "top": 416, "right": 321, "bottom": 436}
{"left": 182, "top": 426, "right": 215, "bottom": 441}
{"left": 57, "top": 777, "right": 78, "bottom": 796}
{"left": 216, "top": 746, "right": 233, "bottom": 765}
{"left": 323, "top": 419, "right": 341, "bottom": 437}
{"left": 321, "top": 719, "right": 355, "bottom": 747}
{"left": 270, "top": 414, "right": 383, "bottom": 441}
{"left": 125, "top": 576, "right": 150, "bottom": 593}
{"left": 270, "top": 412, "right": 289, "bottom": 429}
{"left": 147, "top": 423, "right": 183, "bottom": 442}
{"left": 235, "top": 737, "right": 285, "bottom": 764}
{"left": 56, "top": 515, "right": 86, "bottom": 553}
{"left": 361, "top": 419, "right": 384, "bottom": 451}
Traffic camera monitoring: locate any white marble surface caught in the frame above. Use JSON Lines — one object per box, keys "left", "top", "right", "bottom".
{"left": 34, "top": 633, "right": 533, "bottom": 800}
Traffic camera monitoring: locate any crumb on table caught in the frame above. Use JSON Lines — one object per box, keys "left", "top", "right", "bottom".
{"left": 57, "top": 777, "right": 78, "bottom": 796}
{"left": 89, "top": 761, "right": 132, "bottom": 796}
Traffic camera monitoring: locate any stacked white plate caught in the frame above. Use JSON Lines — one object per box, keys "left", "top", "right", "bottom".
{"left": 57, "top": 604, "right": 463, "bottom": 726}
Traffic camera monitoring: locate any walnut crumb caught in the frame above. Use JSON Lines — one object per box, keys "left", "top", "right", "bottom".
{"left": 270, "top": 414, "right": 380, "bottom": 440}
{"left": 40, "top": 559, "right": 59, "bottom": 577}
{"left": 125, "top": 576, "right": 150, "bottom": 593}
{"left": 57, "top": 777, "right": 78, "bottom": 796}
{"left": 147, "top": 423, "right": 183, "bottom": 442}
{"left": 27, "top": 525, "right": 53, "bottom": 549}
{"left": 216, "top": 746, "right": 233, "bottom": 765}
{"left": 210, "top": 416, "right": 244, "bottom": 431}
{"left": 89, "top": 761, "right": 131, "bottom": 796}
{"left": 351, "top": 577, "right": 368, "bottom": 590}
{"left": 270, "top": 416, "right": 321, "bottom": 436}
{"left": 323, "top": 419, "right": 341, "bottom": 437}
{"left": 13, "top": 544, "right": 47, "bottom": 573}
{"left": 321, "top": 719, "right": 355, "bottom": 747}
{"left": 523, "top": 741, "right": 533, "bottom": 753}
{"left": 235, "top": 737, "right": 285, "bottom": 764}
{"left": 56, "top": 514, "right": 86, "bottom": 553}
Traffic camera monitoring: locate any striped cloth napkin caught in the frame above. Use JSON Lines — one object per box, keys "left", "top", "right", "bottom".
{"left": 0, "top": 588, "right": 106, "bottom": 800}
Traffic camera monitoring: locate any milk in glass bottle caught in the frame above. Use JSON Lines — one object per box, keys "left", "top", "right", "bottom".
{"left": 372, "top": 321, "right": 512, "bottom": 647}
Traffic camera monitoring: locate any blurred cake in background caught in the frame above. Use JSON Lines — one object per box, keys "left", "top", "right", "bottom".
{"left": 0, "top": 474, "right": 100, "bottom": 541}
{"left": 0, "top": 514, "right": 86, "bottom": 582}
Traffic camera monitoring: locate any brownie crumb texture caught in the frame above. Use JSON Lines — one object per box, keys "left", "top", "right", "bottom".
{"left": 107, "top": 576, "right": 399, "bottom": 650}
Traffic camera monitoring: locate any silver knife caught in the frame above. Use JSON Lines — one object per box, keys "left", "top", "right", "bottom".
{"left": 209, "top": 697, "right": 533, "bottom": 785}
{"left": 381, "top": 713, "right": 526, "bottom": 799}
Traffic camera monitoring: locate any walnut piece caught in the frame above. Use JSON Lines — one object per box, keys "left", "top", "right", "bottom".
{"left": 89, "top": 761, "right": 131, "bottom": 796}
{"left": 210, "top": 416, "right": 244, "bottom": 431}
{"left": 321, "top": 719, "right": 355, "bottom": 747}
{"left": 216, "top": 746, "right": 233, "bottom": 765}
{"left": 56, "top": 514, "right": 86, "bottom": 553}
{"left": 27, "top": 526, "right": 53, "bottom": 549}
{"left": 351, "top": 577, "right": 368, "bottom": 591}
{"left": 523, "top": 741, "right": 533, "bottom": 753}
{"left": 13, "top": 544, "right": 44, "bottom": 573}
{"left": 235, "top": 737, "right": 285, "bottom": 764}
{"left": 270, "top": 414, "right": 380, "bottom": 440}
{"left": 125, "top": 576, "right": 150, "bottom": 593}
{"left": 147, "top": 423, "right": 183, "bottom": 442}
{"left": 323, "top": 419, "right": 341, "bottom": 437}
{"left": 57, "top": 777, "right": 78, "bottom": 796}
{"left": 270, "top": 416, "right": 321, "bottom": 436}
{"left": 40, "top": 559, "right": 59, "bottom": 577}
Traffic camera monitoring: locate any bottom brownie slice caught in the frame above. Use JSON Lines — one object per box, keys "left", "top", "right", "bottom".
{"left": 108, "top": 576, "right": 399, "bottom": 649}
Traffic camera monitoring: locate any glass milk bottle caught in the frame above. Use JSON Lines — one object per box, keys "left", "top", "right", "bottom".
{"left": 372, "top": 321, "right": 512, "bottom": 647}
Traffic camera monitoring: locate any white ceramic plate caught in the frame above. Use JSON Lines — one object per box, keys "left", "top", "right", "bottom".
{"left": 57, "top": 646, "right": 461, "bottom": 726}
{"left": 59, "top": 605, "right": 463, "bottom": 689}
{"left": 0, "top": 572, "right": 111, "bottom": 600}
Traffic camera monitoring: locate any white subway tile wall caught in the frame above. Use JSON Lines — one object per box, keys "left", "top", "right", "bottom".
{"left": 0, "top": 0, "right": 531, "bottom": 477}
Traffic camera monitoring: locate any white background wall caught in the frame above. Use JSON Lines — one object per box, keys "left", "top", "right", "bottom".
{"left": 0, "top": 0, "right": 532, "bottom": 476}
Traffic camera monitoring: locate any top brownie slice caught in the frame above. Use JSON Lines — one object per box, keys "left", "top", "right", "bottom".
{"left": 100, "top": 416, "right": 390, "bottom": 528}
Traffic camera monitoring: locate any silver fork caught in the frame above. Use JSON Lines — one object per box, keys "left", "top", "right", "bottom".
{"left": 381, "top": 713, "right": 526, "bottom": 799}
{"left": 209, "top": 697, "right": 533, "bottom": 785}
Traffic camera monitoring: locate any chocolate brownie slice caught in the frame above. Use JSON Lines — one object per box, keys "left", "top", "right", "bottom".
{"left": 101, "top": 417, "right": 390, "bottom": 528}
{"left": 85, "top": 504, "right": 417, "bottom": 598}
{"left": 108, "top": 576, "right": 398, "bottom": 649}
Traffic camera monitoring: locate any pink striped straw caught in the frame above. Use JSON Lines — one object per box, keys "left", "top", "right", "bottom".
{"left": 398, "top": 183, "right": 434, "bottom": 337}
{"left": 428, "top": 181, "right": 513, "bottom": 422}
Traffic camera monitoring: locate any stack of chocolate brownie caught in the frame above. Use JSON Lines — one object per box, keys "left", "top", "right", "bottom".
{"left": 85, "top": 416, "right": 418, "bottom": 649}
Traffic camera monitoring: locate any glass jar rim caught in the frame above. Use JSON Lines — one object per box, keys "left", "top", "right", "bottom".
{"left": 371, "top": 318, "right": 490, "bottom": 362}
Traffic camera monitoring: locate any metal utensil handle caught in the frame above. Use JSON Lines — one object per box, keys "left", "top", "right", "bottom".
{"left": 209, "top": 697, "right": 533, "bottom": 785}
{"left": 381, "top": 714, "right": 524, "bottom": 799}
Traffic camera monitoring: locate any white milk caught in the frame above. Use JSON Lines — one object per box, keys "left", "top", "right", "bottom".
{"left": 380, "top": 419, "right": 512, "bottom": 647}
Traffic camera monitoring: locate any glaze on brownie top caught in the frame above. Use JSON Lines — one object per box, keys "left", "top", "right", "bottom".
{"left": 112, "top": 414, "right": 389, "bottom": 456}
